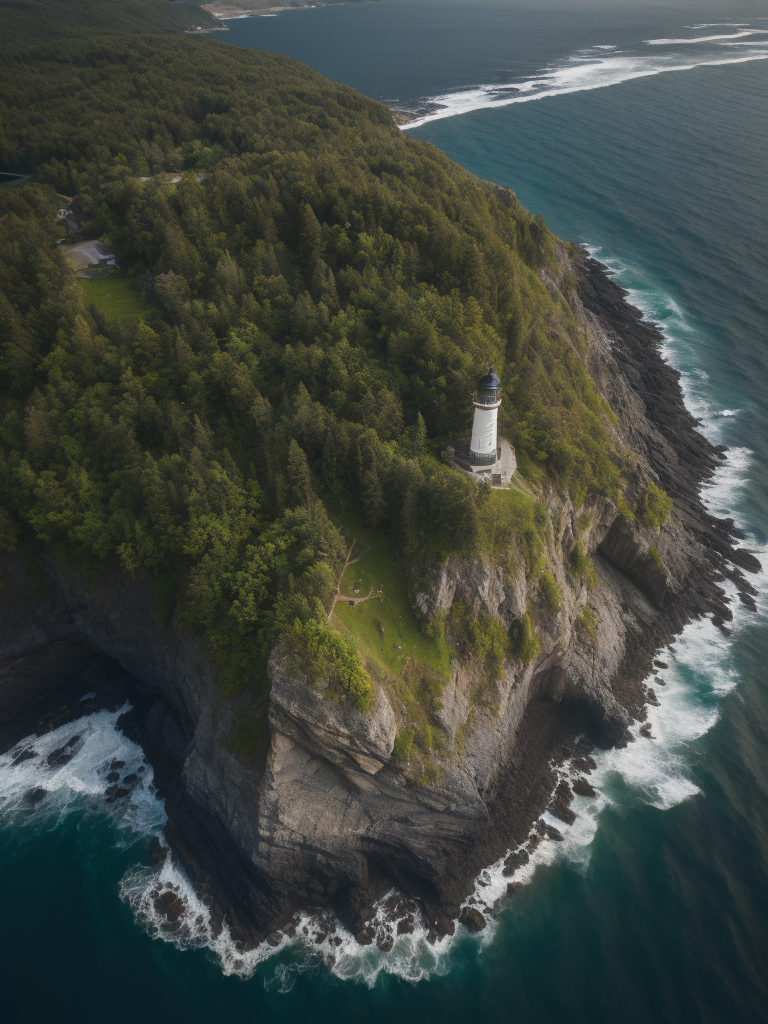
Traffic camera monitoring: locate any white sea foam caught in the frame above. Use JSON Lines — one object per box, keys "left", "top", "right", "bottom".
{"left": 4, "top": 21, "right": 767, "bottom": 980}
{"left": 3, "top": 254, "right": 763, "bottom": 987}
{"left": 459, "top": 233, "right": 767, "bottom": 937}
{"left": 402, "top": 24, "right": 768, "bottom": 129}
{"left": 122, "top": 854, "right": 459, "bottom": 985}
{"left": 645, "top": 30, "right": 768, "bottom": 45}
{"left": 121, "top": 856, "right": 294, "bottom": 977}
{"left": 0, "top": 706, "right": 165, "bottom": 837}
{"left": 404, "top": 52, "right": 768, "bottom": 128}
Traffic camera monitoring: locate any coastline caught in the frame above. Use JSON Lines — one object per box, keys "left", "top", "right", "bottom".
{"left": 199, "top": 1, "right": 343, "bottom": 23}
{"left": 392, "top": 248, "right": 761, "bottom": 929}
{"left": 0, "top": 246, "right": 759, "bottom": 969}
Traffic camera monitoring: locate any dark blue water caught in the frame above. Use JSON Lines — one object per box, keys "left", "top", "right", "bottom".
{"left": 3, "top": 2, "right": 768, "bottom": 1021}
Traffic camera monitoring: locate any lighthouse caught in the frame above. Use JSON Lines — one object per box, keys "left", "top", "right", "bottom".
{"left": 469, "top": 366, "right": 501, "bottom": 464}
{"left": 444, "top": 366, "right": 516, "bottom": 487}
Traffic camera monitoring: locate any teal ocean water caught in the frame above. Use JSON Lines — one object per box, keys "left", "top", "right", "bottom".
{"left": 3, "top": 2, "right": 768, "bottom": 1020}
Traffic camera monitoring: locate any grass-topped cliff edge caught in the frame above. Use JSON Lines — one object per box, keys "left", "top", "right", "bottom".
{"left": 0, "top": 0, "right": 635, "bottom": 734}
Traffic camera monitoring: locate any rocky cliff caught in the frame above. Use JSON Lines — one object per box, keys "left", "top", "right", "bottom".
{"left": 0, "top": 248, "right": 759, "bottom": 946}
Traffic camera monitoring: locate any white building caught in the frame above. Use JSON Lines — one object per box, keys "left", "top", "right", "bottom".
{"left": 444, "top": 366, "right": 516, "bottom": 487}
{"left": 470, "top": 366, "right": 502, "bottom": 464}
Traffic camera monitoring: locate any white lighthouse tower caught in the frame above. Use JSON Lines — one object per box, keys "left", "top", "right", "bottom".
{"left": 444, "top": 366, "right": 516, "bottom": 486}
{"left": 469, "top": 366, "right": 502, "bottom": 464}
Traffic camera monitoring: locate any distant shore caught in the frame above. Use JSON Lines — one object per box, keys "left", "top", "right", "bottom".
{"left": 200, "top": 1, "right": 343, "bottom": 22}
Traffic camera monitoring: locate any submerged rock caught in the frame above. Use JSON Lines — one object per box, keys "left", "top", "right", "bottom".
{"left": 11, "top": 748, "right": 37, "bottom": 766}
{"left": 459, "top": 906, "right": 486, "bottom": 932}
{"left": 574, "top": 754, "right": 598, "bottom": 774}
{"left": 155, "top": 889, "right": 185, "bottom": 923}
{"left": 549, "top": 780, "right": 577, "bottom": 825}
{"left": 572, "top": 776, "right": 597, "bottom": 798}
{"left": 46, "top": 735, "right": 81, "bottom": 768}
{"left": 503, "top": 849, "right": 530, "bottom": 876}
{"left": 105, "top": 785, "right": 130, "bottom": 803}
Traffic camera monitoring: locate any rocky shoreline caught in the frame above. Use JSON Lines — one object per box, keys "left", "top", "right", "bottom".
{"left": 430, "top": 249, "right": 761, "bottom": 922}
{"left": 199, "top": 1, "right": 344, "bottom": 24}
{"left": 0, "top": 249, "right": 760, "bottom": 953}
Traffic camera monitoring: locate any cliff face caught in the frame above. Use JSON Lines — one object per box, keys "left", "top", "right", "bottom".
{"left": 0, "top": 250, "right": 758, "bottom": 944}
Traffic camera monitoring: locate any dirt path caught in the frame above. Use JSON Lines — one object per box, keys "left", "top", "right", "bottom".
{"left": 327, "top": 540, "right": 381, "bottom": 620}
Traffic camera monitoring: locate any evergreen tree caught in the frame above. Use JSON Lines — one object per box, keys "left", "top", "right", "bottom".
{"left": 287, "top": 439, "right": 314, "bottom": 509}
{"left": 362, "top": 466, "right": 385, "bottom": 528}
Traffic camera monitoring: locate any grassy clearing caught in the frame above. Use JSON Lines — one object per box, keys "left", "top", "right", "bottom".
{"left": 79, "top": 276, "right": 146, "bottom": 322}
{"left": 479, "top": 484, "right": 539, "bottom": 560}
{"left": 333, "top": 517, "right": 451, "bottom": 680}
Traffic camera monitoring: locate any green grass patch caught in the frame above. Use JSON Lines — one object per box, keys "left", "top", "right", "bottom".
{"left": 577, "top": 605, "right": 598, "bottom": 645}
{"left": 540, "top": 570, "right": 562, "bottom": 611}
{"left": 333, "top": 525, "right": 451, "bottom": 680}
{"left": 510, "top": 610, "right": 541, "bottom": 664}
{"left": 569, "top": 540, "right": 597, "bottom": 590}
{"left": 479, "top": 484, "right": 539, "bottom": 561}
{"left": 393, "top": 728, "right": 415, "bottom": 763}
{"left": 639, "top": 481, "right": 672, "bottom": 530}
{"left": 79, "top": 275, "right": 146, "bottom": 323}
{"left": 649, "top": 545, "right": 666, "bottom": 573}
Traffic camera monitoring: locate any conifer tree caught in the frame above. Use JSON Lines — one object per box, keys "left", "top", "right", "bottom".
{"left": 362, "top": 466, "right": 385, "bottom": 528}
{"left": 287, "top": 439, "right": 314, "bottom": 509}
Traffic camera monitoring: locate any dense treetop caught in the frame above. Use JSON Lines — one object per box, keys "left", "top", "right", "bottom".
{"left": 0, "top": 0, "right": 217, "bottom": 48}
{"left": 0, "top": 1, "right": 623, "bottom": 710}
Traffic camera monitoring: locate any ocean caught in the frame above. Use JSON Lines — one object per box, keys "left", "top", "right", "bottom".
{"left": 2, "top": 2, "right": 768, "bottom": 1020}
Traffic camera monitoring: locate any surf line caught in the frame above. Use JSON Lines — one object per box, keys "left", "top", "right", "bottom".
{"left": 400, "top": 50, "right": 768, "bottom": 129}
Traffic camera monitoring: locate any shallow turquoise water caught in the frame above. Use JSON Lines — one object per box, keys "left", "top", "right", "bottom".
{"left": 3, "top": 3, "right": 768, "bottom": 1021}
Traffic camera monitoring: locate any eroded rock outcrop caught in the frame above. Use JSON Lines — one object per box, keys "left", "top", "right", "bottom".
{"left": 0, "top": 249, "right": 759, "bottom": 943}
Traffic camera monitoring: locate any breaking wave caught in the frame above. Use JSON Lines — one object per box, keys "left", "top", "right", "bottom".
{"left": 645, "top": 30, "right": 768, "bottom": 44}
{"left": 0, "top": 706, "right": 165, "bottom": 838}
{"left": 0, "top": 256, "right": 764, "bottom": 988}
{"left": 401, "top": 22, "right": 768, "bottom": 128}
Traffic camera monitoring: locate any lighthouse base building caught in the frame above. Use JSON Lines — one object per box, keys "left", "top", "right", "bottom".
{"left": 444, "top": 366, "right": 517, "bottom": 487}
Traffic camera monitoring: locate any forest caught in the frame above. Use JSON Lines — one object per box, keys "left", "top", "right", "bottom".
{"left": 0, "top": 0, "right": 625, "bottom": 712}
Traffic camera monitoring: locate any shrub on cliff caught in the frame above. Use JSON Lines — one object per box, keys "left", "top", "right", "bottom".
{"left": 569, "top": 542, "right": 597, "bottom": 590}
{"left": 648, "top": 545, "right": 666, "bottom": 574}
{"left": 285, "top": 618, "right": 374, "bottom": 713}
{"left": 393, "top": 728, "right": 415, "bottom": 763}
{"left": 447, "top": 601, "right": 511, "bottom": 679}
{"left": 640, "top": 482, "right": 673, "bottom": 530}
{"left": 577, "top": 605, "right": 598, "bottom": 645}
{"left": 540, "top": 570, "right": 562, "bottom": 611}
{"left": 510, "top": 611, "right": 541, "bottom": 665}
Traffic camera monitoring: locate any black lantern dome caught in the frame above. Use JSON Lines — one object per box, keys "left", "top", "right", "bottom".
{"left": 478, "top": 366, "right": 501, "bottom": 390}
{"left": 475, "top": 365, "right": 502, "bottom": 406}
